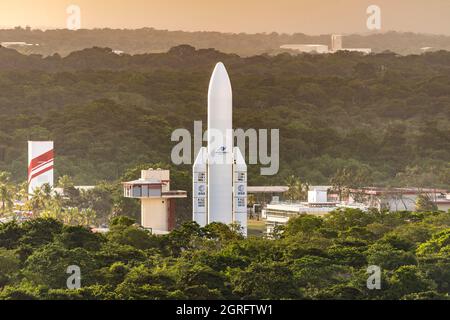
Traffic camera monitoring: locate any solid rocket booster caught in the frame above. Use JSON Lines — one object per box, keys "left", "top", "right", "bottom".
{"left": 193, "top": 147, "right": 208, "bottom": 227}
{"left": 233, "top": 147, "right": 247, "bottom": 236}
{"left": 193, "top": 62, "right": 248, "bottom": 235}
{"left": 207, "top": 62, "right": 233, "bottom": 225}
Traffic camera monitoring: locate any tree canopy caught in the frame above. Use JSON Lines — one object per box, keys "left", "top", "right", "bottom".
{"left": 0, "top": 208, "right": 449, "bottom": 300}
{"left": 0, "top": 46, "right": 448, "bottom": 190}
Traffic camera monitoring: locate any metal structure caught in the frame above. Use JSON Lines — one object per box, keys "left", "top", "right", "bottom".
{"left": 28, "top": 141, "right": 54, "bottom": 195}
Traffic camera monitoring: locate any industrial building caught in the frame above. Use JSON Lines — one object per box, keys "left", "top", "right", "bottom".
{"left": 330, "top": 34, "right": 372, "bottom": 54}
{"left": 123, "top": 168, "right": 187, "bottom": 234}
{"left": 261, "top": 185, "right": 449, "bottom": 235}
{"left": 347, "top": 187, "right": 450, "bottom": 212}
{"left": 331, "top": 34, "right": 343, "bottom": 51}
{"left": 1, "top": 41, "right": 37, "bottom": 48}
{"left": 280, "top": 34, "right": 371, "bottom": 55}
{"left": 280, "top": 44, "right": 329, "bottom": 54}
{"left": 263, "top": 186, "right": 368, "bottom": 235}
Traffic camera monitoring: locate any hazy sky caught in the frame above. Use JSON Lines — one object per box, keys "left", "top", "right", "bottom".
{"left": 0, "top": 0, "right": 449, "bottom": 35}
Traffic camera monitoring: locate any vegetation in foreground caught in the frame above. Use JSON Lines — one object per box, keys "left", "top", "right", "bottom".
{"left": 0, "top": 209, "right": 449, "bottom": 300}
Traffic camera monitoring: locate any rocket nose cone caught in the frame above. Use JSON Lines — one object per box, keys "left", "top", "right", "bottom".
{"left": 213, "top": 62, "right": 227, "bottom": 75}
{"left": 209, "top": 62, "right": 232, "bottom": 97}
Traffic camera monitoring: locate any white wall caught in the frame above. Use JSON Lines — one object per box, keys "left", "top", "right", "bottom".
{"left": 141, "top": 198, "right": 169, "bottom": 232}
{"left": 308, "top": 190, "right": 328, "bottom": 203}
{"left": 142, "top": 169, "right": 170, "bottom": 191}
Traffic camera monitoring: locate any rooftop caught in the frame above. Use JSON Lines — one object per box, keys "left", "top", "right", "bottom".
{"left": 350, "top": 187, "right": 448, "bottom": 196}
{"left": 248, "top": 186, "right": 289, "bottom": 193}
{"left": 266, "top": 201, "right": 369, "bottom": 214}
{"left": 123, "top": 178, "right": 167, "bottom": 186}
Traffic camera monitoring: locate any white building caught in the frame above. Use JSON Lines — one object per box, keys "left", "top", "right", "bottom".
{"left": 336, "top": 48, "right": 372, "bottom": 54}
{"left": 280, "top": 35, "right": 371, "bottom": 55}
{"left": 123, "top": 169, "right": 187, "bottom": 235}
{"left": 264, "top": 186, "right": 368, "bottom": 235}
{"left": 280, "top": 44, "right": 329, "bottom": 54}
{"left": 436, "top": 193, "right": 450, "bottom": 212}
{"left": 421, "top": 47, "right": 438, "bottom": 53}
{"left": 1, "top": 42, "right": 37, "bottom": 48}
{"left": 264, "top": 185, "right": 450, "bottom": 235}
{"left": 308, "top": 187, "right": 328, "bottom": 203}
{"left": 330, "top": 34, "right": 371, "bottom": 54}
{"left": 331, "top": 34, "right": 343, "bottom": 52}
{"left": 348, "top": 187, "right": 449, "bottom": 212}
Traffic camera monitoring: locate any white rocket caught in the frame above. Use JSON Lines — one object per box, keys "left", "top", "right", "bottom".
{"left": 193, "top": 63, "right": 248, "bottom": 236}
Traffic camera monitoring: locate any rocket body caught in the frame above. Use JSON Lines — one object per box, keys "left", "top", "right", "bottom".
{"left": 193, "top": 62, "right": 247, "bottom": 235}
{"left": 207, "top": 63, "right": 233, "bottom": 225}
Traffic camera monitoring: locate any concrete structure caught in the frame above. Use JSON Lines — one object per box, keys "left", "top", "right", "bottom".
{"left": 264, "top": 185, "right": 449, "bottom": 235}
{"left": 308, "top": 187, "right": 328, "bottom": 204}
{"left": 264, "top": 201, "right": 368, "bottom": 235}
{"left": 28, "top": 141, "right": 54, "bottom": 195}
{"left": 280, "top": 44, "right": 329, "bottom": 54}
{"left": 264, "top": 185, "right": 354, "bottom": 234}
{"left": 331, "top": 34, "right": 343, "bottom": 52}
{"left": 248, "top": 186, "right": 289, "bottom": 194}
{"left": 347, "top": 187, "right": 449, "bottom": 212}
{"left": 1, "top": 42, "right": 36, "bottom": 48}
{"left": 336, "top": 48, "right": 372, "bottom": 54}
{"left": 421, "top": 47, "right": 438, "bottom": 53}
{"left": 436, "top": 193, "right": 450, "bottom": 212}
{"left": 265, "top": 202, "right": 328, "bottom": 234}
{"left": 330, "top": 34, "right": 372, "bottom": 54}
{"left": 193, "top": 62, "right": 248, "bottom": 236}
{"left": 280, "top": 35, "right": 371, "bottom": 55}
{"left": 247, "top": 186, "right": 289, "bottom": 220}
{"left": 123, "top": 169, "right": 187, "bottom": 234}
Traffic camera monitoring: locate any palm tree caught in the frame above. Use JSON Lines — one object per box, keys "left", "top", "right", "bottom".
{"left": 57, "top": 175, "right": 75, "bottom": 190}
{"left": 81, "top": 208, "right": 97, "bottom": 226}
{"left": 41, "top": 183, "right": 53, "bottom": 200}
{"left": 285, "top": 175, "right": 308, "bottom": 202}
{"left": 331, "top": 168, "right": 350, "bottom": 202}
{"left": 62, "top": 207, "right": 96, "bottom": 226}
{"left": 26, "top": 186, "right": 50, "bottom": 217}
{"left": 0, "top": 172, "right": 14, "bottom": 216}
{"left": 15, "top": 181, "right": 29, "bottom": 202}
{"left": 26, "top": 183, "right": 63, "bottom": 218}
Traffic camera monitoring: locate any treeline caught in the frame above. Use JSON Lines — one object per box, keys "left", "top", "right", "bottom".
{"left": 2, "top": 28, "right": 450, "bottom": 56}
{"left": 0, "top": 209, "right": 449, "bottom": 300}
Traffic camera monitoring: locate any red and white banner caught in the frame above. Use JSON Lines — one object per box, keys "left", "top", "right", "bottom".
{"left": 28, "top": 141, "right": 54, "bottom": 195}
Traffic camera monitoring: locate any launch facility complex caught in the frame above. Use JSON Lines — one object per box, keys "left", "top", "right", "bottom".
{"left": 27, "top": 62, "right": 249, "bottom": 236}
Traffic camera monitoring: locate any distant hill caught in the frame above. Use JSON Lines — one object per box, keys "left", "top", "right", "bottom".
{"left": 1, "top": 28, "right": 450, "bottom": 57}
{"left": 0, "top": 45, "right": 448, "bottom": 188}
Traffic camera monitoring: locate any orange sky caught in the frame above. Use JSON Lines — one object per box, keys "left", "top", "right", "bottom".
{"left": 0, "top": 0, "right": 449, "bottom": 35}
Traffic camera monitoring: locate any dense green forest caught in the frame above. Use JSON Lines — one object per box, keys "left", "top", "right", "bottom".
{"left": 0, "top": 209, "right": 449, "bottom": 300}
{"left": 0, "top": 33, "right": 449, "bottom": 302}
{"left": 3, "top": 28, "right": 450, "bottom": 56}
{"left": 0, "top": 45, "right": 448, "bottom": 189}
